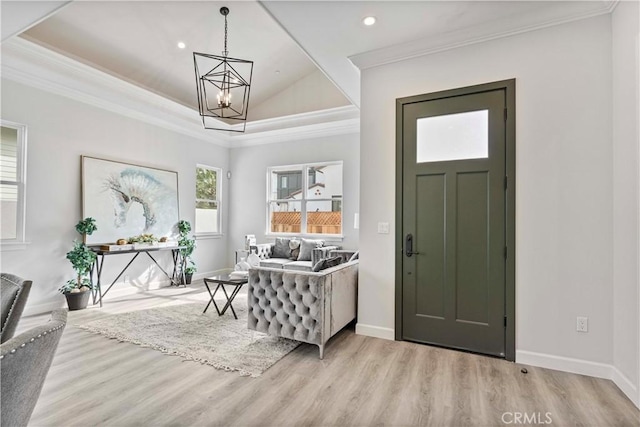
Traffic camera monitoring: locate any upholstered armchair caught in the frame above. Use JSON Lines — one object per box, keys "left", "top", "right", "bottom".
{"left": 1, "top": 273, "right": 32, "bottom": 343}
{"left": 247, "top": 260, "right": 358, "bottom": 358}
{"left": 1, "top": 309, "right": 67, "bottom": 427}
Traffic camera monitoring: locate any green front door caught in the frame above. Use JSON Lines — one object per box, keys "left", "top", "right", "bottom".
{"left": 397, "top": 81, "right": 514, "bottom": 359}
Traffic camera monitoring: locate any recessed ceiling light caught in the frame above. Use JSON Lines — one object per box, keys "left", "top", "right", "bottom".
{"left": 177, "top": 42, "right": 186, "bottom": 49}
{"left": 362, "top": 16, "right": 376, "bottom": 26}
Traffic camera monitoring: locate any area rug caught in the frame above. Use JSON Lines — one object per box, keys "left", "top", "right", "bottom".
{"left": 76, "top": 302, "right": 300, "bottom": 377}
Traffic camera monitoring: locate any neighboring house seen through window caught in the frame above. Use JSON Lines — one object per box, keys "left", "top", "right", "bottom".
{"left": 195, "top": 165, "right": 221, "bottom": 235}
{"left": 0, "top": 122, "right": 27, "bottom": 244}
{"left": 267, "top": 162, "right": 343, "bottom": 236}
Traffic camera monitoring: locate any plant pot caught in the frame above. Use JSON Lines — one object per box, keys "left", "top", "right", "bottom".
{"left": 64, "top": 290, "right": 91, "bottom": 310}
{"left": 183, "top": 273, "right": 193, "bottom": 285}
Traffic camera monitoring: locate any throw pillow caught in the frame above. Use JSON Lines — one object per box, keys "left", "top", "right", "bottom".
{"left": 324, "top": 256, "right": 342, "bottom": 269}
{"left": 273, "top": 237, "right": 291, "bottom": 258}
{"left": 288, "top": 239, "right": 301, "bottom": 260}
{"left": 297, "top": 238, "right": 324, "bottom": 261}
{"left": 312, "top": 259, "right": 326, "bottom": 272}
{"left": 311, "top": 256, "right": 342, "bottom": 272}
{"left": 349, "top": 251, "right": 359, "bottom": 262}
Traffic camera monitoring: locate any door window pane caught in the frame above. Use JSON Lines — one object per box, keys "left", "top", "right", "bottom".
{"left": 416, "top": 110, "right": 488, "bottom": 163}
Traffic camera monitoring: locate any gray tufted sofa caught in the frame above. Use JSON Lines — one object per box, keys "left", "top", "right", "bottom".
{"left": 251, "top": 243, "right": 340, "bottom": 272}
{"left": 247, "top": 260, "right": 358, "bottom": 359}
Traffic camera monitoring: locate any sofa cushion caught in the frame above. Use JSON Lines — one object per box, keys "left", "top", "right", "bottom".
{"left": 273, "top": 238, "right": 291, "bottom": 259}
{"left": 298, "top": 238, "right": 324, "bottom": 261}
{"left": 284, "top": 260, "right": 313, "bottom": 272}
{"left": 312, "top": 256, "right": 342, "bottom": 272}
{"left": 259, "top": 258, "right": 293, "bottom": 269}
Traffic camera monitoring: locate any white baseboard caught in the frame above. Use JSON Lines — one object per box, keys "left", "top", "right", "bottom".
{"left": 516, "top": 350, "right": 612, "bottom": 379}
{"left": 22, "top": 300, "right": 65, "bottom": 317}
{"left": 611, "top": 366, "right": 640, "bottom": 408}
{"left": 355, "top": 323, "right": 395, "bottom": 340}
{"left": 21, "top": 269, "right": 229, "bottom": 317}
{"left": 517, "top": 350, "right": 640, "bottom": 409}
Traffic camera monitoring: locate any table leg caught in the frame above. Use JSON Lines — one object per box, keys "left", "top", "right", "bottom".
{"left": 203, "top": 280, "right": 216, "bottom": 314}
{"left": 219, "top": 284, "right": 245, "bottom": 320}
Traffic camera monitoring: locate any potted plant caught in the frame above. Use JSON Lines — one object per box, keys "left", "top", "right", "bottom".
{"left": 177, "top": 220, "right": 196, "bottom": 285}
{"left": 60, "top": 217, "right": 97, "bottom": 310}
{"left": 184, "top": 263, "right": 197, "bottom": 285}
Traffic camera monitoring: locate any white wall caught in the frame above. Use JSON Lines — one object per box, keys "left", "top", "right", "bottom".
{"left": 0, "top": 79, "right": 230, "bottom": 314}
{"left": 359, "top": 16, "right": 615, "bottom": 366}
{"left": 612, "top": 0, "right": 640, "bottom": 405}
{"left": 227, "top": 133, "right": 359, "bottom": 265}
{"left": 249, "top": 69, "right": 351, "bottom": 122}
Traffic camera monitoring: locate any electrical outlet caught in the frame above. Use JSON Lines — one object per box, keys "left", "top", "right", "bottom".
{"left": 576, "top": 316, "right": 588, "bottom": 332}
{"left": 377, "top": 222, "right": 390, "bottom": 234}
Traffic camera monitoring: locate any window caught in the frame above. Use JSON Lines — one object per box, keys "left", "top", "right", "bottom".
{"left": 195, "top": 165, "right": 221, "bottom": 235}
{"left": 1, "top": 121, "right": 27, "bottom": 245}
{"left": 267, "top": 162, "right": 343, "bottom": 236}
{"left": 416, "top": 110, "right": 489, "bottom": 163}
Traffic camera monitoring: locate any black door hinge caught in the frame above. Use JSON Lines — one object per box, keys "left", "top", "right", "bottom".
{"left": 504, "top": 108, "right": 508, "bottom": 122}
{"left": 504, "top": 316, "right": 507, "bottom": 327}
{"left": 504, "top": 246, "right": 508, "bottom": 259}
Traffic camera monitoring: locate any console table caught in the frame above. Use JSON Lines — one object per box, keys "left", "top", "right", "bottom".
{"left": 89, "top": 246, "right": 185, "bottom": 307}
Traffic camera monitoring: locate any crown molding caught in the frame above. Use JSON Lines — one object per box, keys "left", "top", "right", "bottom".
{"left": 1, "top": 37, "right": 360, "bottom": 148}
{"left": 230, "top": 116, "right": 359, "bottom": 148}
{"left": 607, "top": 0, "right": 621, "bottom": 13}
{"left": 350, "top": 2, "right": 617, "bottom": 71}
{"left": 231, "top": 104, "right": 359, "bottom": 134}
{"left": 1, "top": 37, "right": 230, "bottom": 147}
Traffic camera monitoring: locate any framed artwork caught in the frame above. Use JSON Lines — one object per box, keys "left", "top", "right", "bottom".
{"left": 82, "top": 156, "right": 180, "bottom": 245}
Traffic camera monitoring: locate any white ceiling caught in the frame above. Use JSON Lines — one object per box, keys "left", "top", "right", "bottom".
{"left": 262, "top": 0, "right": 617, "bottom": 107}
{"left": 21, "top": 0, "right": 350, "bottom": 121}
{"left": 8, "top": 0, "right": 617, "bottom": 123}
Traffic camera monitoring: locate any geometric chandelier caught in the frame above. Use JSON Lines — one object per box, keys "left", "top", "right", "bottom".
{"left": 193, "top": 6, "right": 253, "bottom": 132}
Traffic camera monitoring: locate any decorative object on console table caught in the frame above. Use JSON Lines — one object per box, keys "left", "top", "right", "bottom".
{"left": 128, "top": 233, "right": 159, "bottom": 250}
{"left": 177, "top": 220, "right": 196, "bottom": 285}
{"left": 81, "top": 156, "right": 179, "bottom": 245}
{"left": 244, "top": 234, "right": 256, "bottom": 250}
{"left": 59, "top": 217, "right": 97, "bottom": 310}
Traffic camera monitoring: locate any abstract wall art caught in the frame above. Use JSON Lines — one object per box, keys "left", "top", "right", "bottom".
{"left": 82, "top": 156, "right": 180, "bottom": 245}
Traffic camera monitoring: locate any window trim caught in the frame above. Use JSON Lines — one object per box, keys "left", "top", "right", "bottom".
{"left": 1, "top": 120, "right": 27, "bottom": 248}
{"left": 194, "top": 164, "right": 222, "bottom": 237}
{"left": 266, "top": 161, "right": 343, "bottom": 238}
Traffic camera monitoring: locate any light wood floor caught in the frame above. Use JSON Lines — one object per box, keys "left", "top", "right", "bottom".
{"left": 20, "top": 283, "right": 639, "bottom": 427}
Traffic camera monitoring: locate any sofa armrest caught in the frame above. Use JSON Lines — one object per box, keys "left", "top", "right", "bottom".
{"left": 312, "top": 245, "right": 341, "bottom": 266}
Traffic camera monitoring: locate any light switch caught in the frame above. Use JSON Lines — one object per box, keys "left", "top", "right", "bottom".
{"left": 377, "top": 222, "right": 390, "bottom": 234}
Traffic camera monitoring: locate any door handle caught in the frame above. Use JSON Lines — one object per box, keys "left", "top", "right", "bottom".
{"left": 405, "top": 233, "right": 421, "bottom": 257}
